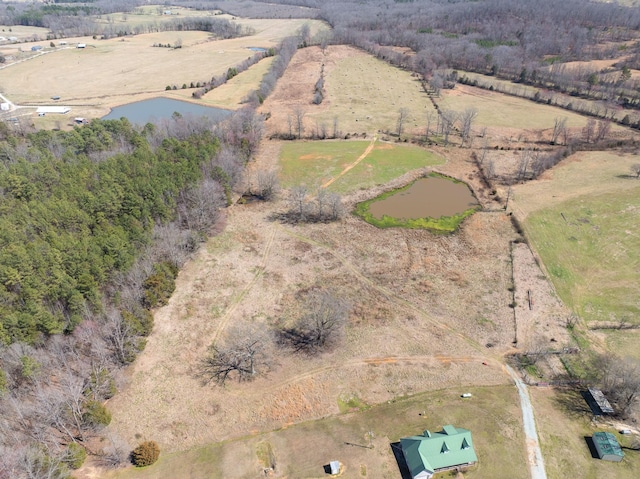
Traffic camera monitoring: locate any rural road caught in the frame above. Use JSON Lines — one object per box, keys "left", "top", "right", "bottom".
{"left": 506, "top": 365, "right": 547, "bottom": 479}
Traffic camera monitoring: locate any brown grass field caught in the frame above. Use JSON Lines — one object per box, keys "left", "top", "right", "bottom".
{"left": 259, "top": 45, "right": 437, "bottom": 138}
{"left": 0, "top": 18, "right": 325, "bottom": 124}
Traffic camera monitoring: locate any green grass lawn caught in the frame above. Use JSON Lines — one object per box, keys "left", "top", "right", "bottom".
{"left": 104, "top": 385, "right": 527, "bottom": 479}
{"left": 524, "top": 187, "right": 640, "bottom": 325}
{"left": 279, "top": 140, "right": 445, "bottom": 193}
{"left": 532, "top": 388, "right": 640, "bottom": 479}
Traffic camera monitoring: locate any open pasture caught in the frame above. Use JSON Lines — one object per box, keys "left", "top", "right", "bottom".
{"left": 260, "top": 45, "right": 437, "bottom": 138}
{"left": 511, "top": 151, "right": 640, "bottom": 335}
{"left": 278, "top": 140, "right": 445, "bottom": 193}
{"left": 0, "top": 18, "right": 323, "bottom": 119}
{"left": 0, "top": 24, "right": 49, "bottom": 42}
{"left": 104, "top": 385, "right": 527, "bottom": 479}
{"left": 437, "top": 84, "right": 624, "bottom": 138}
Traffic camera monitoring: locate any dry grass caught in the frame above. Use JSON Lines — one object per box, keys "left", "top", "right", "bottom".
{"left": 102, "top": 385, "right": 527, "bottom": 479}
{"left": 439, "top": 84, "right": 597, "bottom": 130}
{"left": 509, "top": 150, "right": 640, "bottom": 219}
{"left": 0, "top": 19, "right": 325, "bottom": 121}
{"left": 103, "top": 195, "right": 515, "bottom": 455}
{"left": 260, "top": 45, "right": 437, "bottom": 138}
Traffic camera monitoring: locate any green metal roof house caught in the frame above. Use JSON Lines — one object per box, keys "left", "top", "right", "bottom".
{"left": 400, "top": 425, "right": 478, "bottom": 479}
{"left": 593, "top": 432, "right": 624, "bottom": 462}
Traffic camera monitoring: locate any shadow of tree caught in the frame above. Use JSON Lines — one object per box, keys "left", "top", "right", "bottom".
{"left": 552, "top": 388, "right": 593, "bottom": 419}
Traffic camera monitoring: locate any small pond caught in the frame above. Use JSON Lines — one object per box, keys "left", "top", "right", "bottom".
{"left": 102, "top": 97, "right": 232, "bottom": 124}
{"left": 355, "top": 175, "right": 480, "bottom": 233}
{"left": 247, "top": 47, "right": 267, "bottom": 52}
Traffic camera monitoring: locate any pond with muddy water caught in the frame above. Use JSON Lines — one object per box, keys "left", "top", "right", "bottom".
{"left": 355, "top": 174, "right": 480, "bottom": 232}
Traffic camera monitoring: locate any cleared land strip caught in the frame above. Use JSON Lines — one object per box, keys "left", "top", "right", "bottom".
{"left": 210, "top": 224, "right": 277, "bottom": 344}
{"left": 256, "top": 355, "right": 492, "bottom": 395}
{"left": 321, "top": 135, "right": 377, "bottom": 188}
{"left": 277, "top": 224, "right": 501, "bottom": 361}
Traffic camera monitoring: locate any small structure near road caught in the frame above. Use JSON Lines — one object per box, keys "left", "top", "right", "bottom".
{"left": 592, "top": 432, "right": 624, "bottom": 462}
{"left": 584, "top": 387, "right": 615, "bottom": 416}
{"left": 400, "top": 425, "right": 477, "bottom": 479}
{"left": 36, "top": 106, "right": 71, "bottom": 115}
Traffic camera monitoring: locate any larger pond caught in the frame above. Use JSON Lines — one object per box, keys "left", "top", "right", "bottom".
{"left": 355, "top": 174, "right": 480, "bottom": 233}
{"left": 102, "top": 97, "right": 231, "bottom": 124}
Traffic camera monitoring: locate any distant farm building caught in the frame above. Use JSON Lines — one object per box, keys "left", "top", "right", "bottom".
{"left": 592, "top": 432, "right": 624, "bottom": 462}
{"left": 400, "top": 425, "right": 478, "bottom": 479}
{"left": 59, "top": 41, "right": 67, "bottom": 46}
{"left": 0, "top": 103, "right": 10, "bottom": 111}
{"left": 31, "top": 45, "right": 42, "bottom": 51}
{"left": 585, "top": 388, "right": 615, "bottom": 416}
{"left": 36, "top": 106, "right": 71, "bottom": 115}
{"left": 76, "top": 43, "right": 86, "bottom": 49}
{"left": 74, "top": 117, "right": 87, "bottom": 124}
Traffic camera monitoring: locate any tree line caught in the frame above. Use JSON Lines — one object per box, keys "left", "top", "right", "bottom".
{"left": 0, "top": 108, "right": 265, "bottom": 477}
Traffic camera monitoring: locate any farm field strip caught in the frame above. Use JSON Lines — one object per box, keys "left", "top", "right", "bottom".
{"left": 437, "top": 83, "right": 600, "bottom": 130}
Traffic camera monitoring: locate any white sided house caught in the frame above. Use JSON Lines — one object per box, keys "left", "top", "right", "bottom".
{"left": 36, "top": 106, "right": 71, "bottom": 115}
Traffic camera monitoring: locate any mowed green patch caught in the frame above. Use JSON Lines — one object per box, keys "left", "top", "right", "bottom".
{"left": 279, "top": 140, "right": 444, "bottom": 193}
{"left": 104, "top": 385, "right": 527, "bottom": 479}
{"left": 279, "top": 140, "right": 368, "bottom": 189}
{"left": 438, "top": 84, "right": 593, "bottom": 129}
{"left": 531, "top": 388, "right": 640, "bottom": 479}
{"left": 523, "top": 187, "right": 640, "bottom": 324}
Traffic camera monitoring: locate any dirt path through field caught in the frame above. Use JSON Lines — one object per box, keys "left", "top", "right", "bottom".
{"left": 278, "top": 223, "right": 499, "bottom": 360}
{"left": 321, "top": 135, "right": 377, "bottom": 188}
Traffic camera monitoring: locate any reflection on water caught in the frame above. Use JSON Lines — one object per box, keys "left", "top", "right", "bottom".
{"left": 102, "top": 97, "right": 231, "bottom": 124}
{"left": 369, "top": 176, "right": 478, "bottom": 220}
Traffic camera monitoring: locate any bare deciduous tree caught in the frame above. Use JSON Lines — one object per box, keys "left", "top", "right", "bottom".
{"left": 439, "top": 109, "right": 458, "bottom": 146}
{"left": 396, "top": 108, "right": 409, "bottom": 137}
{"left": 459, "top": 108, "right": 478, "bottom": 147}
{"left": 631, "top": 163, "right": 640, "bottom": 179}
{"left": 592, "top": 354, "right": 640, "bottom": 416}
{"left": 201, "top": 326, "right": 271, "bottom": 385}
{"left": 280, "top": 289, "right": 350, "bottom": 352}
{"left": 595, "top": 119, "right": 611, "bottom": 143}
{"left": 582, "top": 118, "right": 596, "bottom": 143}
{"left": 293, "top": 107, "right": 306, "bottom": 139}
{"left": 252, "top": 169, "right": 280, "bottom": 201}
{"left": 552, "top": 117, "right": 567, "bottom": 145}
